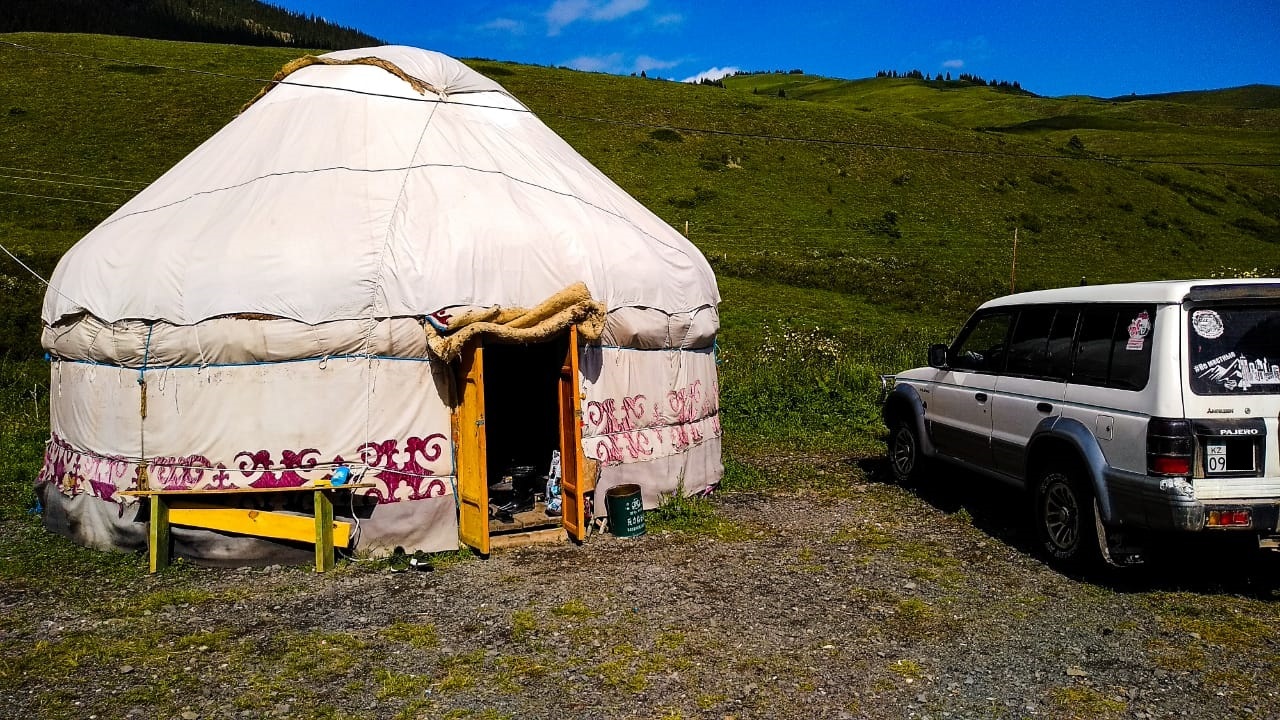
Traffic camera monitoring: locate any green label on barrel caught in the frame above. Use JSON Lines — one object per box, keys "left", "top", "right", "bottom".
{"left": 621, "top": 497, "right": 644, "bottom": 533}
{"left": 607, "top": 486, "right": 646, "bottom": 537}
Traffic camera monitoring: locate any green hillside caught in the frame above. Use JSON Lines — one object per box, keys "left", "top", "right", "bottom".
{"left": 1, "top": 33, "right": 1280, "bottom": 498}
{"left": 2, "top": 0, "right": 381, "bottom": 49}
{"left": 1113, "top": 84, "right": 1280, "bottom": 109}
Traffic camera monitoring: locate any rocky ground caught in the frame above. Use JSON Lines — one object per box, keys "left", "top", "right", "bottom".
{"left": 4, "top": 466, "right": 1280, "bottom": 720}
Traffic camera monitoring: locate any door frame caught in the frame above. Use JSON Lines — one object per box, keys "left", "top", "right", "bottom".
{"left": 453, "top": 339, "right": 489, "bottom": 554}
{"left": 452, "top": 327, "right": 586, "bottom": 553}
{"left": 559, "top": 325, "right": 586, "bottom": 542}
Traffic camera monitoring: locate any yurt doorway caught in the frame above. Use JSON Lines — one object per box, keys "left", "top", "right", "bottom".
{"left": 454, "top": 326, "right": 585, "bottom": 554}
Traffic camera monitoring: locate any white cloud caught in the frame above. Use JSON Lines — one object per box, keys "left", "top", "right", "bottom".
{"left": 480, "top": 17, "right": 525, "bottom": 34}
{"left": 654, "top": 12, "right": 683, "bottom": 26}
{"left": 592, "top": 0, "right": 648, "bottom": 21}
{"left": 681, "top": 66, "right": 740, "bottom": 84}
{"left": 546, "top": 0, "right": 649, "bottom": 35}
{"left": 564, "top": 53, "right": 625, "bottom": 73}
{"left": 942, "top": 59, "right": 964, "bottom": 69}
{"left": 633, "top": 55, "right": 679, "bottom": 74}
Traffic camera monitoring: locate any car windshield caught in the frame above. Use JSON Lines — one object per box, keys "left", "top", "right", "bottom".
{"left": 1187, "top": 304, "right": 1280, "bottom": 395}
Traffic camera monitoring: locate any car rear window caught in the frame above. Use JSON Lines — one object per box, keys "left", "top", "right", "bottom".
{"left": 1188, "top": 304, "right": 1280, "bottom": 395}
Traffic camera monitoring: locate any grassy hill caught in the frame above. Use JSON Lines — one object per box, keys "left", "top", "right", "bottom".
{"left": 2, "top": 0, "right": 381, "bottom": 49}
{"left": 1113, "top": 85, "right": 1280, "bottom": 110}
{"left": 1, "top": 33, "right": 1279, "bottom": 506}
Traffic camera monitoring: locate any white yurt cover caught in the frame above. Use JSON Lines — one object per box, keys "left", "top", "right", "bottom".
{"left": 38, "top": 46, "right": 722, "bottom": 561}
{"left": 42, "top": 46, "right": 719, "bottom": 326}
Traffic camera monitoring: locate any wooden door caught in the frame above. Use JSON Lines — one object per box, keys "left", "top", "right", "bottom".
{"left": 558, "top": 326, "right": 586, "bottom": 541}
{"left": 454, "top": 341, "right": 489, "bottom": 554}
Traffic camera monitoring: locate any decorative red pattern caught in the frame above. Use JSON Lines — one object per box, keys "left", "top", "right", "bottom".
{"left": 584, "top": 379, "right": 721, "bottom": 465}
{"left": 586, "top": 394, "right": 647, "bottom": 434}
{"left": 667, "top": 380, "right": 705, "bottom": 450}
{"left": 357, "top": 435, "right": 450, "bottom": 502}
{"left": 36, "top": 432, "right": 452, "bottom": 509}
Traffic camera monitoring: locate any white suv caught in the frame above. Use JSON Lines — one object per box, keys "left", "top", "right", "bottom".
{"left": 883, "top": 279, "right": 1280, "bottom": 569}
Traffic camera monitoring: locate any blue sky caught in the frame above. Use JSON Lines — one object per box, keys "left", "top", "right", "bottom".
{"left": 275, "top": 0, "right": 1279, "bottom": 97}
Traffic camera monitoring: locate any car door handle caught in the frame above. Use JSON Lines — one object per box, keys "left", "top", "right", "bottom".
{"left": 974, "top": 392, "right": 988, "bottom": 403}
{"left": 1036, "top": 402, "right": 1053, "bottom": 413}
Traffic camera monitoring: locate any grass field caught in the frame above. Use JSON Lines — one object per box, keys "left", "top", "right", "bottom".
{"left": 1, "top": 30, "right": 1279, "bottom": 513}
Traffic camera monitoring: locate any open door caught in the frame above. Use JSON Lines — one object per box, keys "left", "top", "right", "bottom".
{"left": 559, "top": 325, "right": 586, "bottom": 541}
{"left": 454, "top": 340, "right": 489, "bottom": 554}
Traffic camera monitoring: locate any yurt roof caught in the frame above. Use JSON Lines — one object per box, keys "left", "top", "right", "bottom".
{"left": 42, "top": 46, "right": 720, "bottom": 327}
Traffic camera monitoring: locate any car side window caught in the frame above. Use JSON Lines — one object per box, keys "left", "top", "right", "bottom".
{"left": 1070, "top": 304, "right": 1155, "bottom": 390}
{"left": 1109, "top": 305, "right": 1155, "bottom": 390}
{"left": 950, "top": 312, "right": 1011, "bottom": 373}
{"left": 1045, "top": 308, "right": 1079, "bottom": 380}
{"left": 1072, "top": 308, "right": 1116, "bottom": 386}
{"left": 1005, "top": 307, "right": 1056, "bottom": 377}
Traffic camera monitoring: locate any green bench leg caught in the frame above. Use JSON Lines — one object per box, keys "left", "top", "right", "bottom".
{"left": 149, "top": 495, "right": 170, "bottom": 573}
{"left": 314, "top": 489, "right": 335, "bottom": 572}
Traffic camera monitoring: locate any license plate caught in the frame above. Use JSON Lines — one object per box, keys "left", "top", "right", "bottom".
{"left": 1206, "top": 442, "right": 1257, "bottom": 474}
{"left": 1206, "top": 444, "right": 1229, "bottom": 474}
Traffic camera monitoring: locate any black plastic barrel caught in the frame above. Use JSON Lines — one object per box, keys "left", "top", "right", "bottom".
{"left": 605, "top": 483, "right": 645, "bottom": 538}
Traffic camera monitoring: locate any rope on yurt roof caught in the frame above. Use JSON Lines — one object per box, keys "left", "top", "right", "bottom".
{"left": 240, "top": 55, "right": 446, "bottom": 113}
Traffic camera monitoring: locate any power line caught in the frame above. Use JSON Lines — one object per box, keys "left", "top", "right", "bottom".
{"left": 0, "top": 189, "right": 120, "bottom": 206}
{"left": 0, "top": 173, "right": 140, "bottom": 193}
{"left": 4, "top": 39, "right": 1279, "bottom": 169}
{"left": 0, "top": 240, "right": 53, "bottom": 286}
{"left": 0, "top": 165, "right": 149, "bottom": 186}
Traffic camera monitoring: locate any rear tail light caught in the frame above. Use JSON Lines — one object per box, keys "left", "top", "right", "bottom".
{"left": 1148, "top": 417, "right": 1193, "bottom": 477}
{"left": 1206, "top": 509, "right": 1252, "bottom": 528}
{"left": 1150, "top": 455, "right": 1191, "bottom": 475}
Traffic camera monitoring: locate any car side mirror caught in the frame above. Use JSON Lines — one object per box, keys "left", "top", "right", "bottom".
{"left": 928, "top": 343, "right": 948, "bottom": 369}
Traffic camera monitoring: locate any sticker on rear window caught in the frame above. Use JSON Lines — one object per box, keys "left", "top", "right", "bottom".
{"left": 1126, "top": 311, "right": 1151, "bottom": 350}
{"left": 1194, "top": 352, "right": 1280, "bottom": 391}
{"left": 1192, "top": 309, "right": 1224, "bottom": 339}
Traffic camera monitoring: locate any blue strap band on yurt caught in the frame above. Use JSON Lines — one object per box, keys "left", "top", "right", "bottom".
{"left": 137, "top": 323, "right": 154, "bottom": 489}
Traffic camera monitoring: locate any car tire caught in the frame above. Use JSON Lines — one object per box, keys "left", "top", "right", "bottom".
{"left": 1034, "top": 465, "right": 1104, "bottom": 571}
{"left": 887, "top": 418, "right": 924, "bottom": 485}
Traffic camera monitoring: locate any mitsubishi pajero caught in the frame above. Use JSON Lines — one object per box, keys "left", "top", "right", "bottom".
{"left": 883, "top": 279, "right": 1280, "bottom": 569}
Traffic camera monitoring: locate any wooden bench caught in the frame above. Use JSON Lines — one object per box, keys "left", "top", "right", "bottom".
{"left": 119, "top": 482, "right": 374, "bottom": 573}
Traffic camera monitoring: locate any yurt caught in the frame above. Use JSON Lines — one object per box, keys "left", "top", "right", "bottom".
{"left": 36, "top": 46, "right": 721, "bottom": 562}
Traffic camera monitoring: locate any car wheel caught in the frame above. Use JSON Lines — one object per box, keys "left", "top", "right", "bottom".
{"left": 887, "top": 418, "right": 923, "bottom": 485}
{"left": 1034, "top": 466, "right": 1103, "bottom": 570}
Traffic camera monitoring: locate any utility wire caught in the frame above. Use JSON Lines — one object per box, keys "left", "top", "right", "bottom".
{"left": 0, "top": 165, "right": 149, "bottom": 186}
{"left": 0, "top": 240, "right": 53, "bottom": 285}
{"left": 0, "top": 189, "right": 120, "bottom": 206}
{"left": 4, "top": 39, "right": 1280, "bottom": 169}
{"left": 0, "top": 173, "right": 140, "bottom": 193}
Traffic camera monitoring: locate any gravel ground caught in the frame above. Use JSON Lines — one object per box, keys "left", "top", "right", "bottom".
{"left": 4, "top": 468, "right": 1280, "bottom": 720}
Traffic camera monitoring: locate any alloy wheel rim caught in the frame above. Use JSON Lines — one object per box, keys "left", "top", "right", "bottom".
{"left": 891, "top": 427, "right": 915, "bottom": 477}
{"left": 1043, "top": 479, "right": 1080, "bottom": 551}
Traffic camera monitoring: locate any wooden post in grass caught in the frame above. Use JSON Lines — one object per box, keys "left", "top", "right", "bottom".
{"left": 314, "top": 488, "right": 335, "bottom": 572}
{"left": 149, "top": 495, "right": 170, "bottom": 573}
{"left": 1010, "top": 227, "right": 1019, "bottom": 293}
{"left": 684, "top": 220, "right": 689, "bottom": 237}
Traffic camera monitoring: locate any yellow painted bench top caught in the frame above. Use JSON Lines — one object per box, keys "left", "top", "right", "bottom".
{"left": 122, "top": 482, "right": 375, "bottom": 573}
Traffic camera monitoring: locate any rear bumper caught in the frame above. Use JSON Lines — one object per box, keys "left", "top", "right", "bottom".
{"left": 1169, "top": 500, "right": 1280, "bottom": 534}
{"left": 1105, "top": 468, "right": 1280, "bottom": 533}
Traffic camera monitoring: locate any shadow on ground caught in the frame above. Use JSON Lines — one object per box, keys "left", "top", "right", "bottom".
{"left": 855, "top": 455, "right": 1280, "bottom": 600}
